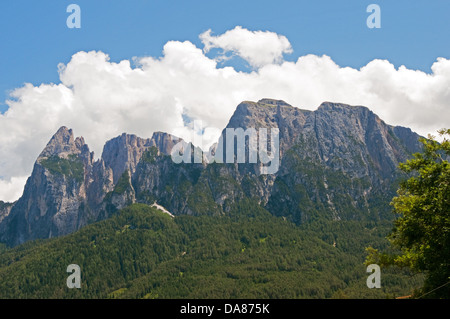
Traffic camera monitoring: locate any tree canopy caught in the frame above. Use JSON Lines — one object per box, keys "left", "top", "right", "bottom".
{"left": 367, "top": 129, "right": 450, "bottom": 298}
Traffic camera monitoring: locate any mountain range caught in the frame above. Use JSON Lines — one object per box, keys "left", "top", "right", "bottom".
{"left": 0, "top": 99, "right": 422, "bottom": 247}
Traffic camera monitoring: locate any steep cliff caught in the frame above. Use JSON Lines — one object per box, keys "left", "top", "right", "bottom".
{"left": 0, "top": 99, "right": 423, "bottom": 246}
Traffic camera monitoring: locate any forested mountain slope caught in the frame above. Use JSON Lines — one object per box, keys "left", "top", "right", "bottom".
{"left": 0, "top": 203, "right": 422, "bottom": 298}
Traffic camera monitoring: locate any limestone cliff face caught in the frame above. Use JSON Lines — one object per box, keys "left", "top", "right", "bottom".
{"left": 263, "top": 101, "right": 422, "bottom": 222}
{"left": 0, "top": 99, "right": 423, "bottom": 246}
{"left": 102, "top": 133, "right": 153, "bottom": 184}
{"left": 0, "top": 201, "right": 13, "bottom": 225}
{"left": 0, "top": 126, "right": 182, "bottom": 246}
{"left": 0, "top": 127, "right": 94, "bottom": 245}
{"left": 101, "top": 131, "right": 181, "bottom": 184}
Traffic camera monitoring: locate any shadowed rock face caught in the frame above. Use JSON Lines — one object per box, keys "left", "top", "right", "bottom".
{"left": 0, "top": 99, "right": 422, "bottom": 246}
{"left": 102, "top": 131, "right": 181, "bottom": 184}
{"left": 0, "top": 126, "right": 182, "bottom": 246}
{"left": 0, "top": 127, "right": 92, "bottom": 245}
{"left": 0, "top": 201, "right": 13, "bottom": 225}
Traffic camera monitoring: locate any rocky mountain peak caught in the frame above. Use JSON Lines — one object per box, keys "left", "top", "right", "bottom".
{"left": 100, "top": 131, "right": 183, "bottom": 184}
{"left": 257, "top": 98, "right": 292, "bottom": 107}
{"left": 317, "top": 101, "right": 373, "bottom": 115}
{"left": 150, "top": 131, "right": 182, "bottom": 155}
{"left": 228, "top": 99, "right": 298, "bottom": 130}
{"left": 101, "top": 133, "right": 153, "bottom": 184}
{"left": 0, "top": 99, "right": 424, "bottom": 247}
{"left": 38, "top": 126, "right": 81, "bottom": 159}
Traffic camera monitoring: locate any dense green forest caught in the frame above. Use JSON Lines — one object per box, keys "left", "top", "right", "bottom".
{"left": 0, "top": 201, "right": 422, "bottom": 298}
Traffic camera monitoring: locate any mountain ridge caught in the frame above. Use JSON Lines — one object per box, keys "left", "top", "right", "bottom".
{"left": 0, "top": 99, "right": 422, "bottom": 246}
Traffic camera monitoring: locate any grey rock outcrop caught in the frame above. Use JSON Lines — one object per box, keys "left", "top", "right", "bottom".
{"left": 0, "top": 201, "right": 13, "bottom": 225}
{"left": 0, "top": 126, "right": 183, "bottom": 246}
{"left": 0, "top": 99, "right": 423, "bottom": 246}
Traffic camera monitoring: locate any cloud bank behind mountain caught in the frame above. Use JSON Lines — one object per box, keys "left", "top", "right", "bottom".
{"left": 1, "top": 26, "right": 449, "bottom": 201}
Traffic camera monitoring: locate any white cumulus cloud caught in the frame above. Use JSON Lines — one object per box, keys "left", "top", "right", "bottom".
{"left": 0, "top": 176, "right": 28, "bottom": 204}
{"left": 200, "top": 26, "right": 293, "bottom": 68}
{"left": 0, "top": 26, "right": 449, "bottom": 202}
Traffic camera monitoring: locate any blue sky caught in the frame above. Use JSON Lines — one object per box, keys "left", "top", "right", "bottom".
{"left": 1, "top": 0, "right": 450, "bottom": 201}
{"left": 1, "top": 0, "right": 449, "bottom": 112}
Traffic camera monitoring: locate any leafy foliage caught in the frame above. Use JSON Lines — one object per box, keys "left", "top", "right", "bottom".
{"left": 366, "top": 129, "right": 450, "bottom": 298}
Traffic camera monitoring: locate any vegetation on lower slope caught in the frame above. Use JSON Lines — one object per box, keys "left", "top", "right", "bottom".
{"left": 0, "top": 201, "right": 422, "bottom": 299}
